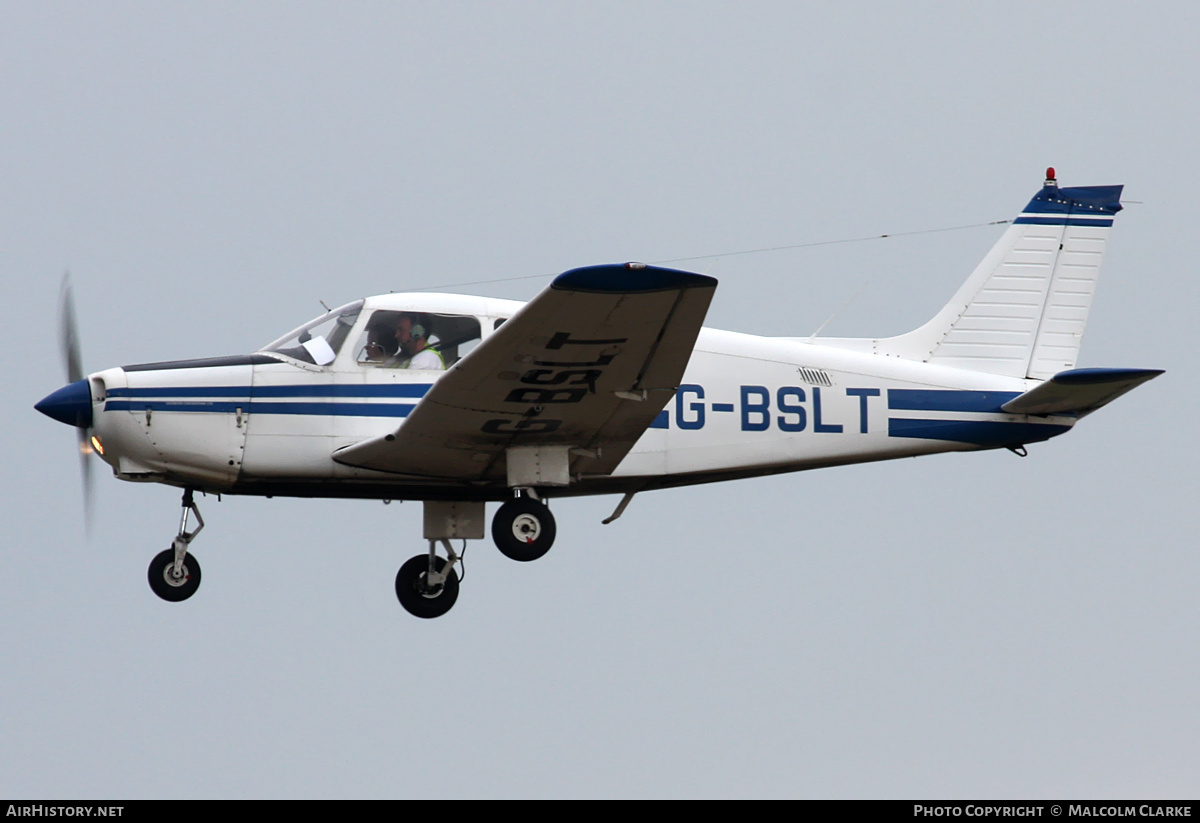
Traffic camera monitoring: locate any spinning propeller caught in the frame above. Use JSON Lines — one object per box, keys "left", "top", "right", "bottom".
{"left": 35, "top": 273, "right": 95, "bottom": 529}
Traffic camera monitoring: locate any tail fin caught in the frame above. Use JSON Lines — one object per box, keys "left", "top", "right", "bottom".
{"left": 879, "top": 170, "right": 1124, "bottom": 379}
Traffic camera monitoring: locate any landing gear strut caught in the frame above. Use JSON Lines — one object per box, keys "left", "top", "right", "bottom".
{"left": 395, "top": 540, "right": 461, "bottom": 619}
{"left": 492, "top": 494, "right": 556, "bottom": 562}
{"left": 148, "top": 488, "right": 204, "bottom": 602}
{"left": 392, "top": 497, "right": 556, "bottom": 619}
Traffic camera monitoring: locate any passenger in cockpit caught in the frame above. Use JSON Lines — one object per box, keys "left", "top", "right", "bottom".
{"left": 394, "top": 313, "right": 445, "bottom": 370}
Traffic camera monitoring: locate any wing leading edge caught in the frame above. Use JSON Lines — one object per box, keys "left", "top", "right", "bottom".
{"left": 333, "top": 264, "right": 718, "bottom": 482}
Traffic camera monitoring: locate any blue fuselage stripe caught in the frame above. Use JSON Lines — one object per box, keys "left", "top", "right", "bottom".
{"left": 107, "top": 384, "right": 432, "bottom": 399}
{"left": 887, "top": 419, "right": 1071, "bottom": 445}
{"left": 887, "top": 389, "right": 1021, "bottom": 413}
{"left": 104, "top": 400, "right": 417, "bottom": 417}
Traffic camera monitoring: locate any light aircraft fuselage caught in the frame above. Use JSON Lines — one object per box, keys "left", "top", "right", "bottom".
{"left": 82, "top": 309, "right": 1075, "bottom": 499}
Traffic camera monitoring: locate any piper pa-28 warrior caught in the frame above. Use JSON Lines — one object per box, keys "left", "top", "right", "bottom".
{"left": 36, "top": 170, "right": 1162, "bottom": 618}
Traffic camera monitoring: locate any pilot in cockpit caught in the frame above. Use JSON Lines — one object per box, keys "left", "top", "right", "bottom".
{"left": 362, "top": 320, "right": 401, "bottom": 363}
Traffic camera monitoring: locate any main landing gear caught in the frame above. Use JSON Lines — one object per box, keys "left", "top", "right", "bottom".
{"left": 395, "top": 541, "right": 461, "bottom": 619}
{"left": 148, "top": 488, "right": 204, "bottom": 602}
{"left": 393, "top": 493, "right": 558, "bottom": 618}
{"left": 492, "top": 495, "right": 556, "bottom": 562}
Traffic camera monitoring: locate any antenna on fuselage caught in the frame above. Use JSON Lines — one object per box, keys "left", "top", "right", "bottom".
{"left": 808, "top": 282, "right": 867, "bottom": 341}
{"left": 319, "top": 300, "right": 331, "bottom": 312}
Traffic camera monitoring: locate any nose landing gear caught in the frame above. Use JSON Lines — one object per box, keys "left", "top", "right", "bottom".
{"left": 148, "top": 489, "right": 204, "bottom": 602}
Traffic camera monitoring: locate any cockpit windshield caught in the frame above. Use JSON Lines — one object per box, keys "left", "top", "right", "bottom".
{"left": 260, "top": 300, "right": 364, "bottom": 365}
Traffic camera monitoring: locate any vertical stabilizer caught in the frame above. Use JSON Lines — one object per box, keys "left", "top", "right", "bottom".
{"left": 878, "top": 170, "right": 1124, "bottom": 379}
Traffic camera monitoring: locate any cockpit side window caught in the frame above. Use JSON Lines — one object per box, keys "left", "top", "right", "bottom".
{"left": 355, "top": 310, "right": 482, "bottom": 370}
{"left": 261, "top": 301, "right": 364, "bottom": 366}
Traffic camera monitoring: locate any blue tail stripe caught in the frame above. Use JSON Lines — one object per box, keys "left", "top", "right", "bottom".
{"left": 1020, "top": 184, "right": 1123, "bottom": 215}
{"left": 887, "top": 389, "right": 1021, "bottom": 413}
{"left": 1013, "top": 216, "right": 1114, "bottom": 227}
{"left": 888, "top": 418, "right": 1070, "bottom": 445}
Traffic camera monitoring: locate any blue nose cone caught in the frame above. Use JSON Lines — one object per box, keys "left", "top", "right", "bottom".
{"left": 35, "top": 379, "right": 93, "bottom": 428}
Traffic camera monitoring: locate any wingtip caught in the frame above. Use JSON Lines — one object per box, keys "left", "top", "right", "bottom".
{"left": 552, "top": 264, "right": 717, "bottom": 294}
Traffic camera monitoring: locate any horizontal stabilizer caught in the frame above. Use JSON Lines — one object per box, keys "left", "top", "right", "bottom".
{"left": 1000, "top": 368, "right": 1163, "bottom": 416}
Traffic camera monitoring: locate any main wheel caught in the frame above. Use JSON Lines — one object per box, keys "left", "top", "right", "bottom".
{"left": 148, "top": 547, "right": 202, "bottom": 602}
{"left": 395, "top": 554, "right": 460, "bottom": 619}
{"left": 492, "top": 498, "right": 556, "bottom": 562}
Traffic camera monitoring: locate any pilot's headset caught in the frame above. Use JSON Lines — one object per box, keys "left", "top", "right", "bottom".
{"left": 410, "top": 314, "right": 432, "bottom": 341}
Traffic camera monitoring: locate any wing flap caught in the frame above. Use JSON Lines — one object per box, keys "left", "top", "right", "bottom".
{"left": 334, "top": 264, "right": 717, "bottom": 481}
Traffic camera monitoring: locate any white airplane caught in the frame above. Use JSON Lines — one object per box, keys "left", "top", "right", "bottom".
{"left": 36, "top": 169, "right": 1162, "bottom": 618}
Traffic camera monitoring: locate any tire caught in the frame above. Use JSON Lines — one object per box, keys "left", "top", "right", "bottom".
{"left": 395, "top": 554, "right": 460, "bottom": 619}
{"left": 148, "top": 547, "right": 202, "bottom": 602}
{"left": 492, "top": 498, "right": 556, "bottom": 562}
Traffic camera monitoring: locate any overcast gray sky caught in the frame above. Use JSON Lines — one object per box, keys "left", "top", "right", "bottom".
{"left": 3, "top": 1, "right": 1196, "bottom": 798}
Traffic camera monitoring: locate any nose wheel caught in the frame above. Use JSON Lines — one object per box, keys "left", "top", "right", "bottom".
{"left": 492, "top": 497, "right": 556, "bottom": 562}
{"left": 148, "top": 488, "right": 204, "bottom": 602}
{"left": 148, "top": 547, "right": 202, "bottom": 602}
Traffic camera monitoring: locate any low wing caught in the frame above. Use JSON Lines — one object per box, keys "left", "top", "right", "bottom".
{"left": 333, "top": 264, "right": 717, "bottom": 481}
{"left": 1001, "top": 368, "right": 1163, "bottom": 417}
